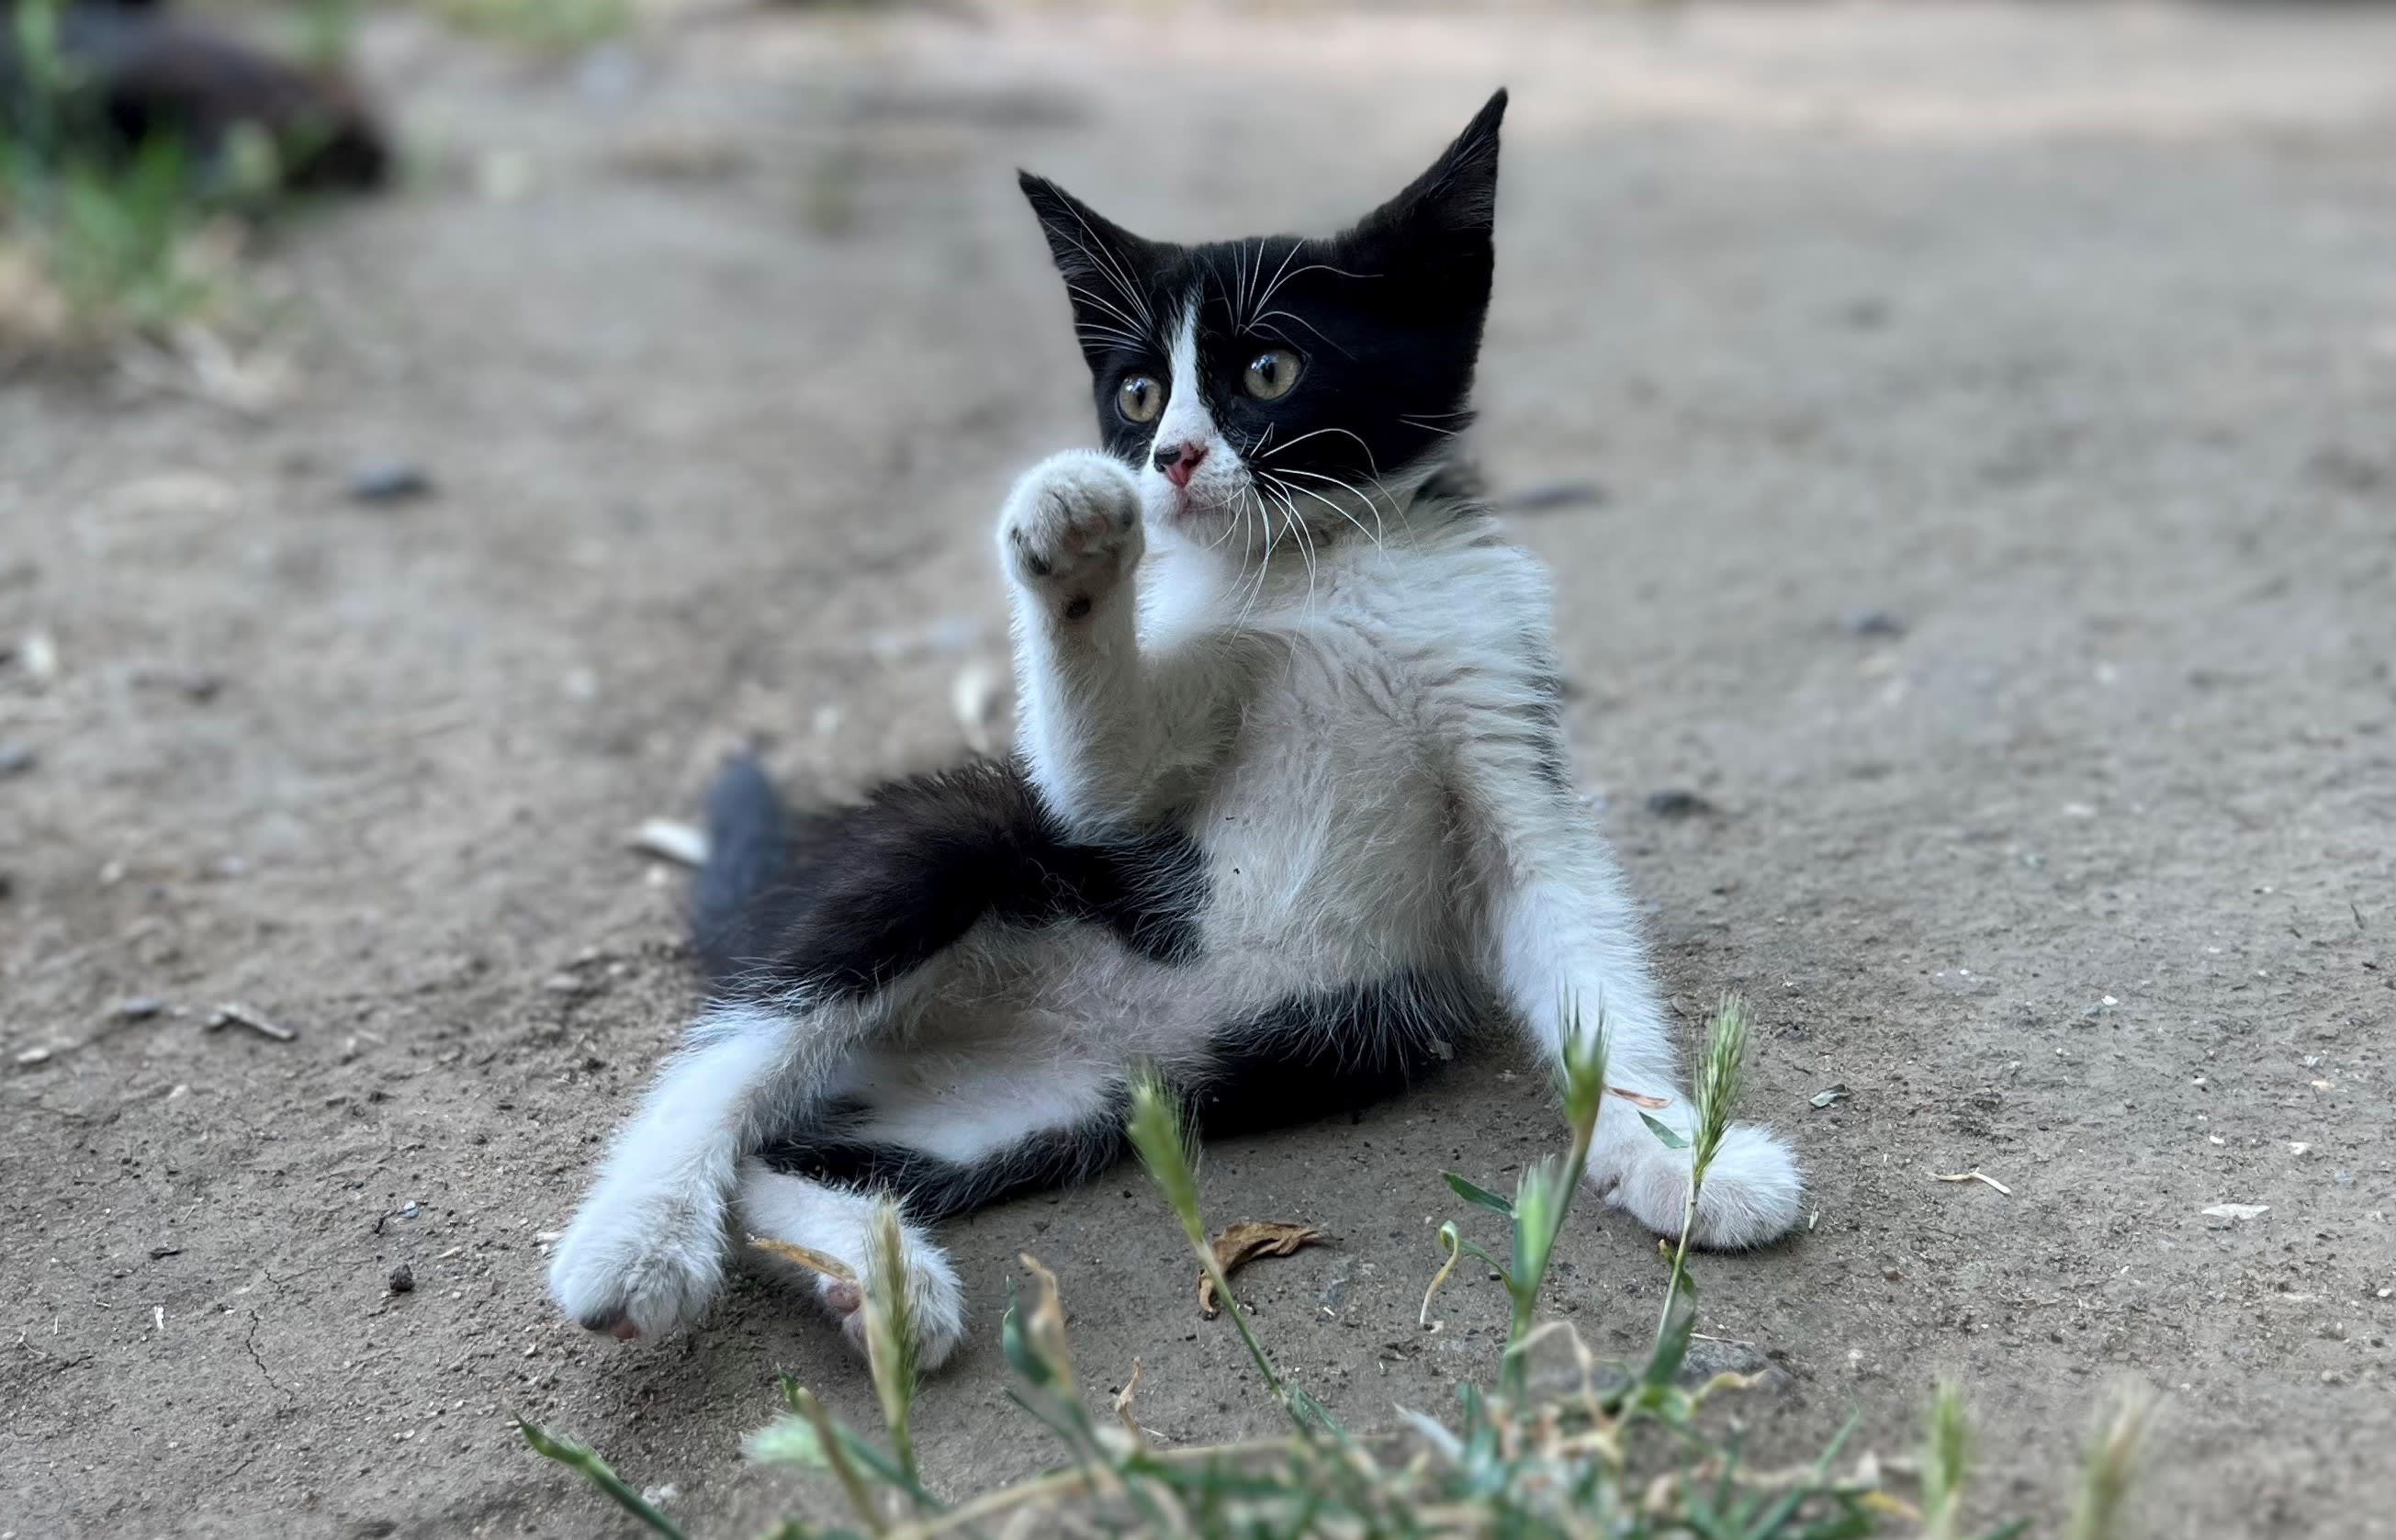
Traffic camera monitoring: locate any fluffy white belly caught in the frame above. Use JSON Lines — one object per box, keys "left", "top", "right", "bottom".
{"left": 1191, "top": 640, "right": 1469, "bottom": 986}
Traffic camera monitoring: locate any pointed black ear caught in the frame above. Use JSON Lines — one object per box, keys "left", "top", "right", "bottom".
{"left": 1019, "top": 172, "right": 1164, "bottom": 364}
{"left": 1018, "top": 172, "right": 1155, "bottom": 294}
{"left": 1345, "top": 88, "right": 1506, "bottom": 278}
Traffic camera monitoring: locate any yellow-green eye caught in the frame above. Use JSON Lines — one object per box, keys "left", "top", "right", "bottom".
{"left": 1243, "top": 349, "right": 1300, "bottom": 401}
{"left": 1118, "top": 375, "right": 1163, "bottom": 423}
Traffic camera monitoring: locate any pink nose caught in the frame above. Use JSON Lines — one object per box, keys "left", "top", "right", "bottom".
{"left": 1153, "top": 441, "right": 1208, "bottom": 488}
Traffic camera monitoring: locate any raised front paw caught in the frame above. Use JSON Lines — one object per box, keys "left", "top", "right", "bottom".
{"left": 546, "top": 1180, "right": 728, "bottom": 1341}
{"left": 997, "top": 448, "right": 1143, "bottom": 601}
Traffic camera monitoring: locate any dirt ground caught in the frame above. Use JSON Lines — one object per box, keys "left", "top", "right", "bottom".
{"left": 5, "top": 4, "right": 2393, "bottom": 1535}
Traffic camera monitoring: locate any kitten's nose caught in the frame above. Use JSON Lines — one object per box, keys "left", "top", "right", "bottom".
{"left": 1153, "top": 441, "right": 1208, "bottom": 488}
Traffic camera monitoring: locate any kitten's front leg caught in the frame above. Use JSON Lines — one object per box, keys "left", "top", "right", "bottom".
{"left": 547, "top": 1001, "right": 801, "bottom": 1339}
{"left": 1453, "top": 642, "right": 1803, "bottom": 1249}
{"left": 996, "top": 449, "right": 1153, "bottom": 831}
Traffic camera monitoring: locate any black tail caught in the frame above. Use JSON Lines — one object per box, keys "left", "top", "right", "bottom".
{"left": 689, "top": 755, "right": 797, "bottom": 987}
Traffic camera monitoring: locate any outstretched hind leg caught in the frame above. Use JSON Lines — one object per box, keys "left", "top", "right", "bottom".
{"left": 737, "top": 1043, "right": 1130, "bottom": 1368}
{"left": 550, "top": 757, "right": 1083, "bottom": 1344}
{"left": 737, "top": 1162, "right": 968, "bottom": 1370}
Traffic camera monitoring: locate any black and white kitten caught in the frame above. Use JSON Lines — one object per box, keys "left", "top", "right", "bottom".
{"left": 547, "top": 91, "right": 1803, "bottom": 1368}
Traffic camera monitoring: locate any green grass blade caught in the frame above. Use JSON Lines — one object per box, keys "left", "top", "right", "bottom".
{"left": 517, "top": 1420, "right": 691, "bottom": 1540}
{"left": 1639, "top": 1111, "right": 1689, "bottom": 1150}
{"left": 1443, "top": 1171, "right": 1516, "bottom": 1217}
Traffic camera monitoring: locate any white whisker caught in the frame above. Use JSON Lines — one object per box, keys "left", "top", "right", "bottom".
{"left": 1254, "top": 307, "right": 1353, "bottom": 360}
{"left": 1254, "top": 424, "right": 1382, "bottom": 475}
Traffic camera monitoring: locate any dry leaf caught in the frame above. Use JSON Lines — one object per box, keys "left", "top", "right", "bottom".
{"left": 204, "top": 1002, "right": 296, "bottom": 1042}
{"left": 749, "top": 1235, "right": 856, "bottom": 1286}
{"left": 1607, "top": 1086, "right": 1670, "bottom": 1109}
{"left": 1930, "top": 1169, "right": 2012, "bottom": 1196}
{"left": 1198, "top": 1220, "right": 1328, "bottom": 1317}
{"left": 1112, "top": 1356, "right": 1144, "bottom": 1435}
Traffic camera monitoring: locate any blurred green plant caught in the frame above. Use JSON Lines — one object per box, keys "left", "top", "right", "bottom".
{"left": 525, "top": 995, "right": 2151, "bottom": 1538}
{"left": 0, "top": 0, "right": 317, "bottom": 343}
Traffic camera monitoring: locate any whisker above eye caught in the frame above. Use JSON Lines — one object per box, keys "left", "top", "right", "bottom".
{"left": 1248, "top": 258, "right": 1381, "bottom": 331}
{"left": 1064, "top": 283, "right": 1149, "bottom": 339}
{"left": 1254, "top": 308, "right": 1353, "bottom": 361}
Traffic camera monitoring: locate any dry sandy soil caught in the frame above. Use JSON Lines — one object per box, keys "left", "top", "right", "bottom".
{"left": 5, "top": 4, "right": 2394, "bottom": 1535}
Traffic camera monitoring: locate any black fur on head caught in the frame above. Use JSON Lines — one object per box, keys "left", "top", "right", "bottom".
{"left": 1018, "top": 90, "right": 1506, "bottom": 532}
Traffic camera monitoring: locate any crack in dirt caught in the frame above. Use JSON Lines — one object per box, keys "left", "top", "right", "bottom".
{"left": 242, "top": 1311, "right": 297, "bottom": 1407}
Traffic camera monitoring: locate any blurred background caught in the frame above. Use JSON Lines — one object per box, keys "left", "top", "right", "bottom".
{"left": 4, "top": 3, "right": 2393, "bottom": 1537}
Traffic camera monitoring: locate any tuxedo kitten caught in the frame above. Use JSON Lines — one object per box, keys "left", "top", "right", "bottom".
{"left": 548, "top": 90, "right": 1803, "bottom": 1369}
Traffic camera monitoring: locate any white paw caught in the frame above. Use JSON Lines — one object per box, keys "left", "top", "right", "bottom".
{"left": 739, "top": 1163, "right": 967, "bottom": 1372}
{"left": 1593, "top": 1122, "right": 1804, "bottom": 1251}
{"left": 997, "top": 448, "right": 1143, "bottom": 600}
{"left": 547, "top": 1179, "right": 728, "bottom": 1341}
{"left": 809, "top": 1230, "right": 967, "bottom": 1374}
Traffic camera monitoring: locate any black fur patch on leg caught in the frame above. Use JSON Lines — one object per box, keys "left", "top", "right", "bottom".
{"left": 693, "top": 757, "right": 1205, "bottom": 999}
{"left": 760, "top": 1113, "right": 1129, "bottom": 1223}
{"left": 1184, "top": 972, "right": 1494, "bottom": 1138}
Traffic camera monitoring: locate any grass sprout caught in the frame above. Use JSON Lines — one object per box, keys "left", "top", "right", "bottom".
{"left": 526, "top": 990, "right": 2149, "bottom": 1538}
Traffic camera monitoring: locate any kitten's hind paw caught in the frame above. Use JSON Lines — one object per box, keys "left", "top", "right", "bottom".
{"left": 739, "top": 1163, "right": 968, "bottom": 1372}
{"left": 807, "top": 1225, "right": 967, "bottom": 1374}
{"left": 1595, "top": 1122, "right": 1805, "bottom": 1251}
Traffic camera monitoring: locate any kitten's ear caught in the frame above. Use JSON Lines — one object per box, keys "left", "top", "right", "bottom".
{"left": 1347, "top": 89, "right": 1507, "bottom": 269}
{"left": 1018, "top": 172, "right": 1155, "bottom": 299}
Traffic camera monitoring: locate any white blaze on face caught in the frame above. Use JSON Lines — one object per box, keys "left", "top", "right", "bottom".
{"left": 1142, "top": 291, "right": 1246, "bottom": 526}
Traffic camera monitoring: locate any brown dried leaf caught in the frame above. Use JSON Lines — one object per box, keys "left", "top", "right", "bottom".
{"left": 1198, "top": 1220, "right": 1329, "bottom": 1317}
{"left": 1112, "top": 1356, "right": 1144, "bottom": 1436}
{"left": 1607, "top": 1086, "right": 1671, "bottom": 1109}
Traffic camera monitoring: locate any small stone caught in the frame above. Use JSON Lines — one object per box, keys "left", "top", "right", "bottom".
{"left": 388, "top": 1264, "right": 415, "bottom": 1295}
{"left": 0, "top": 740, "right": 34, "bottom": 777}
{"left": 627, "top": 818, "right": 707, "bottom": 868}
{"left": 1842, "top": 608, "right": 1906, "bottom": 637}
{"left": 150, "top": 1245, "right": 181, "bottom": 1259}
{"left": 14, "top": 1046, "right": 51, "bottom": 1067}
{"left": 117, "top": 996, "right": 166, "bottom": 1020}
{"left": 2201, "top": 1203, "right": 2270, "bottom": 1225}
{"left": 347, "top": 462, "right": 433, "bottom": 504}
{"left": 1810, "top": 1085, "right": 1850, "bottom": 1109}
{"left": 1645, "top": 789, "right": 1715, "bottom": 819}
{"left": 399, "top": 1200, "right": 420, "bottom": 1220}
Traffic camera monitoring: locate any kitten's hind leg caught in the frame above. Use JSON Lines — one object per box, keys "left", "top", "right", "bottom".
{"left": 739, "top": 1046, "right": 1131, "bottom": 1368}
{"left": 737, "top": 1162, "right": 967, "bottom": 1371}
{"left": 548, "top": 997, "right": 871, "bottom": 1341}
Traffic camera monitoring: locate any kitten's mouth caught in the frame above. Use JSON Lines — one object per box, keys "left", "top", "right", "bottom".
{"left": 1164, "top": 481, "right": 1243, "bottom": 529}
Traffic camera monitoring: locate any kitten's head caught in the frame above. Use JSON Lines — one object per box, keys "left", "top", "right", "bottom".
{"left": 1020, "top": 90, "right": 1505, "bottom": 545}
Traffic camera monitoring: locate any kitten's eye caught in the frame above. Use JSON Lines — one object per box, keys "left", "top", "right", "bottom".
{"left": 1118, "top": 375, "right": 1163, "bottom": 423}
{"left": 1243, "top": 349, "right": 1301, "bottom": 401}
